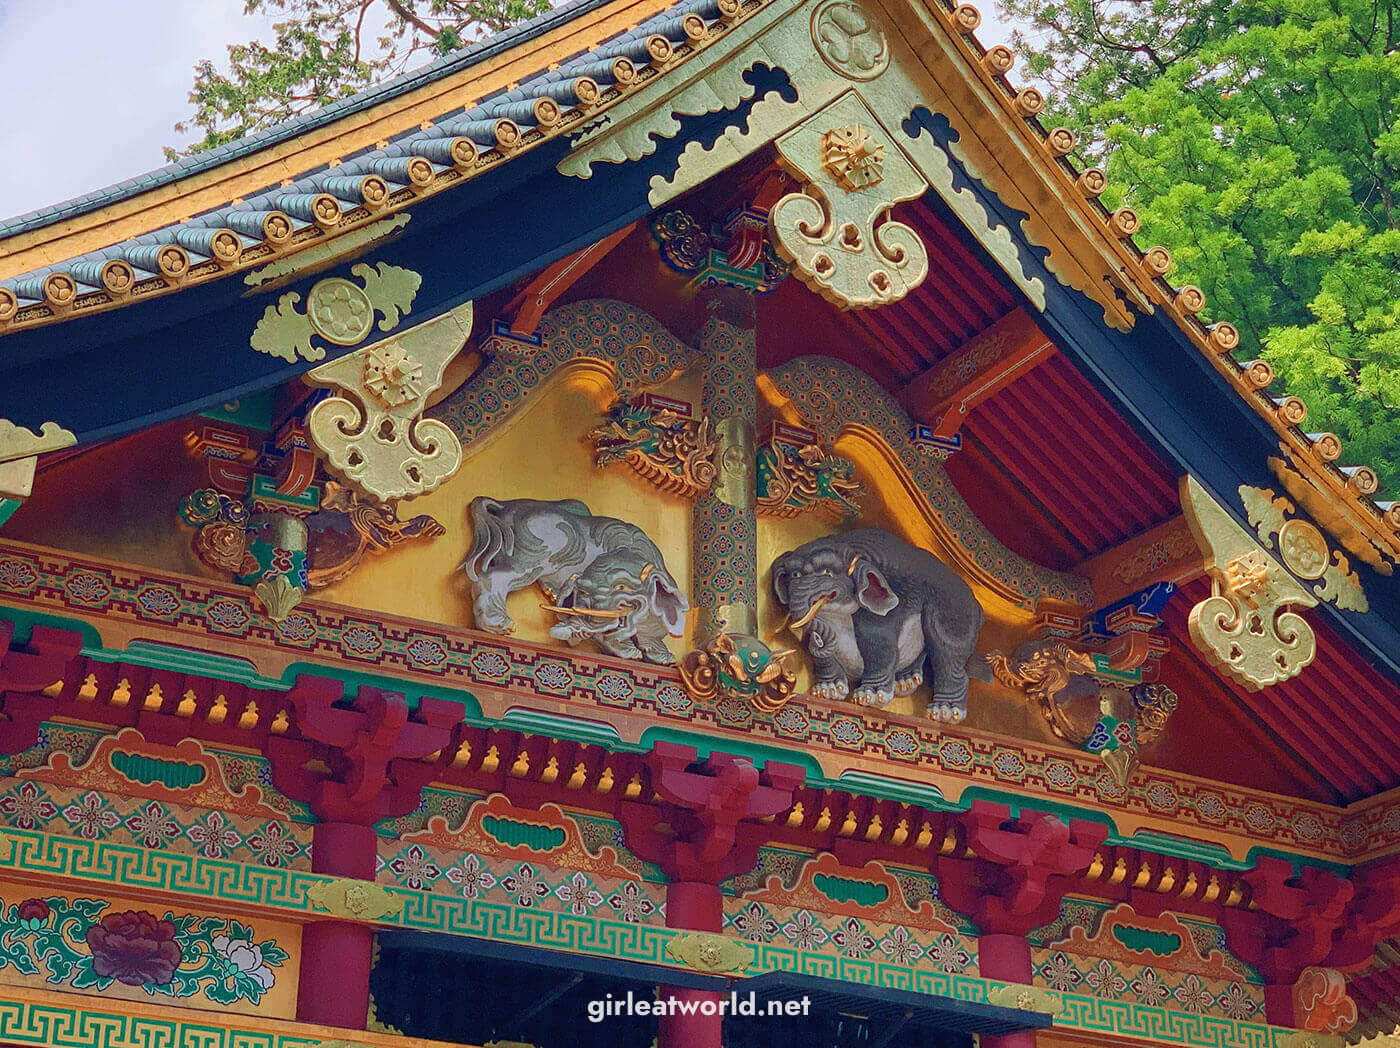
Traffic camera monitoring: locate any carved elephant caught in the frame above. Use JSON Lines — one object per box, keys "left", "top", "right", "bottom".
{"left": 772, "top": 528, "right": 984, "bottom": 720}
{"left": 461, "top": 497, "right": 688, "bottom": 664}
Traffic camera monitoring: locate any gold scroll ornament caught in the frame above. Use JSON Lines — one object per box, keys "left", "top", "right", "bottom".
{"left": 1240, "top": 484, "right": 1367, "bottom": 613}
{"left": 306, "top": 878, "right": 403, "bottom": 920}
{"left": 304, "top": 303, "right": 471, "bottom": 502}
{"left": 251, "top": 262, "right": 421, "bottom": 363}
{"left": 769, "top": 92, "right": 930, "bottom": 310}
{"left": 1181, "top": 475, "right": 1317, "bottom": 690}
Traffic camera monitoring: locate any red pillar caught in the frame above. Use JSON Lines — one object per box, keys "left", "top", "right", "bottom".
{"left": 658, "top": 882, "right": 726, "bottom": 1048}
{"left": 298, "top": 822, "right": 379, "bottom": 1027}
{"left": 620, "top": 742, "right": 803, "bottom": 1048}
{"left": 934, "top": 802, "right": 1106, "bottom": 1048}
{"left": 268, "top": 683, "right": 458, "bottom": 1030}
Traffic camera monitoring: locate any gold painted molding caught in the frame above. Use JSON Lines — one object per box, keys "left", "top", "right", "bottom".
{"left": 1181, "top": 475, "right": 1317, "bottom": 691}
{"left": 0, "top": 419, "right": 76, "bottom": 466}
{"left": 244, "top": 215, "right": 413, "bottom": 292}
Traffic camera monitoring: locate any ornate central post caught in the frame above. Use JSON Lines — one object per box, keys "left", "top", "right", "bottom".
{"left": 691, "top": 286, "right": 759, "bottom": 639}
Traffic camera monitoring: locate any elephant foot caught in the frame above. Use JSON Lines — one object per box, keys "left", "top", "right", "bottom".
{"left": 641, "top": 644, "right": 677, "bottom": 665}
{"left": 812, "top": 679, "right": 849, "bottom": 701}
{"left": 478, "top": 616, "right": 515, "bottom": 636}
{"left": 893, "top": 669, "right": 924, "bottom": 696}
{"left": 853, "top": 685, "right": 894, "bottom": 707}
{"left": 925, "top": 700, "right": 967, "bottom": 723}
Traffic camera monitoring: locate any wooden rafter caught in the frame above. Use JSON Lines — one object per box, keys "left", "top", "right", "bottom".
{"left": 897, "top": 307, "right": 1055, "bottom": 441}
{"left": 504, "top": 222, "right": 638, "bottom": 337}
{"left": 1077, "top": 513, "right": 1204, "bottom": 609}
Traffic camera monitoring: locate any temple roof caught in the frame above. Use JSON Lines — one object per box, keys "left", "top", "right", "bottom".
{"left": 1, "top": 0, "right": 1397, "bottom": 697}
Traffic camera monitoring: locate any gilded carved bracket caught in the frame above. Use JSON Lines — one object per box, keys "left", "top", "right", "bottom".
{"left": 769, "top": 93, "right": 930, "bottom": 309}
{"left": 304, "top": 302, "right": 471, "bottom": 502}
{"left": 1241, "top": 484, "right": 1367, "bottom": 613}
{"left": 1181, "top": 475, "right": 1318, "bottom": 690}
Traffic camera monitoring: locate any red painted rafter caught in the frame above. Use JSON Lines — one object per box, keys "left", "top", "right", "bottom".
{"left": 505, "top": 221, "right": 638, "bottom": 336}
{"left": 900, "top": 307, "right": 1056, "bottom": 443}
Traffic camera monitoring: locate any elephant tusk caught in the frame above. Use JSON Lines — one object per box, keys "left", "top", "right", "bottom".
{"left": 538, "top": 603, "right": 632, "bottom": 620}
{"left": 786, "top": 594, "right": 831, "bottom": 633}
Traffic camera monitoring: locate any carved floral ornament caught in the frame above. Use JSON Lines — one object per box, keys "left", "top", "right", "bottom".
{"left": 1180, "top": 475, "right": 1321, "bottom": 690}
{"left": 769, "top": 93, "right": 930, "bottom": 310}
{"left": 303, "top": 302, "right": 470, "bottom": 502}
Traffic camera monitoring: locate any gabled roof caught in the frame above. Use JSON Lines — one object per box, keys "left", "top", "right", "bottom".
{"left": 0, "top": 0, "right": 1395, "bottom": 685}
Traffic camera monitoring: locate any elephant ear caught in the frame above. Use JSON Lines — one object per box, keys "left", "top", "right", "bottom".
{"left": 772, "top": 556, "right": 792, "bottom": 605}
{"left": 649, "top": 573, "right": 689, "bottom": 636}
{"left": 853, "top": 560, "right": 898, "bottom": 615}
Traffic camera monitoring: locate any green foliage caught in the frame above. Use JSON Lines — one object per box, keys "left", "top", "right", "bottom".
{"left": 171, "top": 0, "right": 551, "bottom": 158}
{"left": 999, "top": 0, "right": 1400, "bottom": 491}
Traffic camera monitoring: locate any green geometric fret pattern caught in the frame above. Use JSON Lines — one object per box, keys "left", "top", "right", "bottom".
{"left": 0, "top": 828, "right": 1331, "bottom": 1048}
{"left": 0, "top": 996, "right": 326, "bottom": 1048}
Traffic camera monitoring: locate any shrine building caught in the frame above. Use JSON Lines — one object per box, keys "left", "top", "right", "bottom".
{"left": 0, "top": 0, "right": 1398, "bottom": 1045}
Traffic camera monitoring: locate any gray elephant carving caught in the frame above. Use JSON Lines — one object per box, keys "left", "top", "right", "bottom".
{"left": 772, "top": 528, "right": 985, "bottom": 720}
{"left": 461, "top": 497, "right": 688, "bottom": 664}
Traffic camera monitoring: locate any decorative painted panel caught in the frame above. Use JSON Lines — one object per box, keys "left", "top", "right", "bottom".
{"left": 0, "top": 880, "right": 296, "bottom": 1017}
{"left": 0, "top": 549, "right": 1373, "bottom": 863}
{"left": 1032, "top": 900, "right": 1262, "bottom": 1023}
{"left": 0, "top": 825, "right": 1330, "bottom": 1048}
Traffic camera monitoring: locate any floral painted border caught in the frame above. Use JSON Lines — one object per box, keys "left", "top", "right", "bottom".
{"left": 0, "top": 893, "right": 284, "bottom": 1009}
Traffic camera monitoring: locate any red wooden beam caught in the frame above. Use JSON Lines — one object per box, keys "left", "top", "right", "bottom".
{"left": 505, "top": 221, "right": 638, "bottom": 337}
{"left": 898, "top": 307, "right": 1055, "bottom": 439}
{"left": 1076, "top": 514, "right": 1205, "bottom": 607}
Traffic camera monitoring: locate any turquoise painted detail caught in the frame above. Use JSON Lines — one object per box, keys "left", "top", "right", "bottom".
{"left": 481, "top": 816, "right": 567, "bottom": 852}
{"left": 1110, "top": 924, "right": 1182, "bottom": 957}
{"left": 836, "top": 771, "right": 948, "bottom": 809}
{"left": 500, "top": 710, "right": 625, "bottom": 748}
{"left": 250, "top": 474, "right": 319, "bottom": 511}
{"left": 0, "top": 608, "right": 102, "bottom": 648}
{"left": 110, "top": 751, "right": 207, "bottom": 789}
{"left": 119, "top": 641, "right": 280, "bottom": 687}
{"left": 812, "top": 873, "right": 889, "bottom": 906}
{"left": 0, "top": 500, "right": 18, "bottom": 530}
{"left": 198, "top": 392, "right": 275, "bottom": 431}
